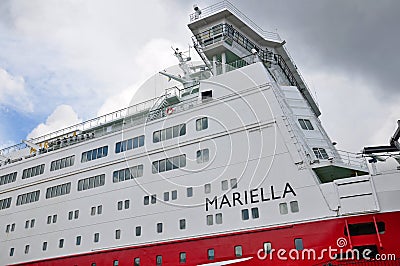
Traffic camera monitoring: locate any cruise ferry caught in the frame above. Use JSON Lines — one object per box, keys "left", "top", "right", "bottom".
{"left": 1, "top": 1, "right": 399, "bottom": 265}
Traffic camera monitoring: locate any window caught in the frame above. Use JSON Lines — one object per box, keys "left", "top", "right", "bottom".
{"left": 45, "top": 182, "right": 71, "bottom": 199}
{"left": 42, "top": 241, "right": 48, "bottom": 251}
{"left": 234, "top": 246, "right": 242, "bottom": 258}
{"left": 115, "top": 229, "right": 121, "bottom": 239}
{"left": 134, "top": 258, "right": 140, "bottom": 266}
{"left": 81, "top": 146, "right": 108, "bottom": 163}
{"left": 68, "top": 210, "right": 79, "bottom": 220}
{"left": 78, "top": 174, "right": 105, "bottom": 191}
{"left": 263, "top": 242, "right": 272, "bottom": 254}
{"left": 16, "top": 190, "right": 40, "bottom": 206}
{"left": 144, "top": 196, "right": 150, "bottom": 205}
{"left": 59, "top": 238, "right": 64, "bottom": 248}
{"left": 10, "top": 247, "right": 15, "bottom": 256}
{"left": 204, "top": 183, "right": 211, "bottom": 194}
{"left": 25, "top": 220, "right": 29, "bottom": 228}
{"left": 152, "top": 154, "right": 186, "bottom": 173}
{"left": 215, "top": 213, "right": 223, "bottom": 224}
{"left": 124, "top": 200, "right": 130, "bottom": 209}
{"left": 0, "top": 197, "right": 12, "bottom": 210}
{"left": 157, "top": 223, "right": 163, "bottom": 233}
{"left": 53, "top": 214, "right": 57, "bottom": 223}
{"left": 151, "top": 195, "right": 157, "bottom": 204}
{"left": 208, "top": 248, "right": 215, "bottom": 260}
{"left": 164, "top": 192, "right": 169, "bottom": 201}
{"left": 196, "top": 117, "right": 208, "bottom": 131}
{"left": 0, "top": 172, "right": 17, "bottom": 186}
{"left": 113, "top": 260, "right": 119, "bottom": 266}
{"left": 221, "top": 180, "right": 228, "bottom": 191}
{"left": 94, "top": 233, "right": 99, "bottom": 243}
{"left": 156, "top": 255, "right": 162, "bottom": 266}
{"left": 298, "top": 119, "right": 314, "bottom": 130}
{"left": 290, "top": 201, "right": 299, "bottom": 213}
{"left": 294, "top": 238, "right": 304, "bottom": 251}
{"left": 112, "top": 165, "right": 143, "bottom": 183}
{"left": 201, "top": 90, "right": 212, "bottom": 100}
{"left": 74, "top": 210, "right": 79, "bottom": 219}
{"left": 117, "top": 201, "right": 123, "bottom": 210}
{"left": 91, "top": 206, "right": 96, "bottom": 216}
{"left": 115, "top": 135, "right": 144, "bottom": 153}
{"left": 230, "top": 178, "right": 238, "bottom": 189}
{"left": 180, "top": 252, "right": 187, "bottom": 263}
{"left": 172, "top": 190, "right": 178, "bottom": 200}
{"left": 206, "top": 215, "right": 213, "bottom": 225}
{"left": 25, "top": 244, "right": 30, "bottom": 254}
{"left": 180, "top": 219, "right": 186, "bottom": 230}
{"left": 22, "top": 164, "right": 45, "bottom": 179}
{"left": 97, "top": 205, "right": 102, "bottom": 214}
{"left": 153, "top": 124, "right": 186, "bottom": 143}
{"left": 279, "top": 203, "right": 288, "bottom": 215}
{"left": 135, "top": 226, "right": 142, "bottom": 236}
{"left": 50, "top": 155, "right": 75, "bottom": 171}
{"left": 241, "top": 209, "right": 249, "bottom": 220}
{"left": 76, "top": 236, "right": 82, "bottom": 245}
{"left": 187, "top": 187, "right": 193, "bottom": 197}
{"left": 313, "top": 148, "right": 329, "bottom": 160}
{"left": 196, "top": 148, "right": 209, "bottom": 163}
{"left": 251, "top": 207, "right": 259, "bottom": 219}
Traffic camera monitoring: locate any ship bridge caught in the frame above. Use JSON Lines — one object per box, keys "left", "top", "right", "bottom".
{"left": 188, "top": 0, "right": 321, "bottom": 117}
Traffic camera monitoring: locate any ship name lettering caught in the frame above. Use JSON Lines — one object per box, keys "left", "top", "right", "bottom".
{"left": 205, "top": 182, "right": 296, "bottom": 211}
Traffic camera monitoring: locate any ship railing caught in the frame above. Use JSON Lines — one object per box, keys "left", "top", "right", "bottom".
{"left": 0, "top": 98, "right": 158, "bottom": 156}
{"left": 189, "top": 0, "right": 281, "bottom": 42}
{"left": 336, "top": 150, "right": 368, "bottom": 170}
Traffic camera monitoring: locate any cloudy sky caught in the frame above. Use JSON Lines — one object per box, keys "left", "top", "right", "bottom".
{"left": 0, "top": 0, "right": 399, "bottom": 153}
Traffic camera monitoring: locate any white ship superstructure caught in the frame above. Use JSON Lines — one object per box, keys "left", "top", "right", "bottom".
{"left": 1, "top": 2, "right": 399, "bottom": 266}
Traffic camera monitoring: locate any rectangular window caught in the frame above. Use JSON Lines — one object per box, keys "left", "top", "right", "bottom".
{"left": 196, "top": 148, "right": 209, "bottom": 163}
{"left": 187, "top": 187, "right": 193, "bottom": 197}
{"left": 81, "top": 146, "right": 108, "bottom": 162}
{"left": 76, "top": 236, "right": 82, "bottom": 245}
{"left": 196, "top": 117, "right": 208, "bottom": 131}
{"left": 313, "top": 148, "right": 329, "bottom": 160}
{"left": 46, "top": 182, "right": 71, "bottom": 199}
{"left": 0, "top": 197, "right": 12, "bottom": 210}
{"left": 263, "top": 242, "right": 272, "bottom": 254}
{"left": 294, "top": 238, "right": 304, "bottom": 251}
{"left": 152, "top": 155, "right": 186, "bottom": 173}
{"left": 180, "top": 252, "right": 186, "bottom": 263}
{"left": 298, "top": 119, "right": 314, "bottom": 130}
{"left": 117, "top": 201, "right": 123, "bottom": 210}
{"left": 179, "top": 219, "right": 186, "bottom": 230}
{"left": 112, "top": 165, "right": 143, "bottom": 183}
{"left": 234, "top": 246, "right": 242, "bottom": 258}
{"left": 91, "top": 206, "right": 96, "bottom": 216}
{"left": 113, "top": 260, "right": 119, "bottom": 266}
{"left": 164, "top": 192, "right": 169, "bottom": 201}
{"left": 153, "top": 123, "right": 186, "bottom": 143}
{"left": 206, "top": 215, "right": 213, "bottom": 225}
{"left": 0, "top": 172, "right": 17, "bottom": 186}
{"left": 135, "top": 226, "right": 142, "bottom": 236}
{"left": 208, "top": 248, "right": 215, "bottom": 260}
{"left": 345, "top": 222, "right": 386, "bottom": 236}
{"left": 134, "top": 258, "right": 140, "bottom": 266}
{"left": 50, "top": 155, "right": 75, "bottom": 171}
{"left": 290, "top": 201, "right": 299, "bottom": 213}
{"left": 25, "top": 245, "right": 30, "bottom": 254}
{"left": 115, "top": 229, "right": 121, "bottom": 239}
{"left": 230, "top": 178, "right": 238, "bottom": 189}
{"left": 204, "top": 184, "right": 211, "bottom": 194}
{"left": 251, "top": 207, "right": 259, "bottom": 219}
{"left": 279, "top": 202, "right": 288, "bottom": 215}
{"left": 241, "top": 209, "right": 249, "bottom": 220}
{"left": 97, "top": 205, "right": 102, "bottom": 214}
{"left": 77, "top": 174, "right": 105, "bottom": 191}
{"left": 115, "top": 135, "right": 144, "bottom": 153}
{"left": 144, "top": 196, "right": 150, "bottom": 205}
{"left": 42, "top": 241, "right": 48, "bottom": 251}
{"left": 124, "top": 199, "right": 130, "bottom": 209}
{"left": 156, "top": 255, "right": 162, "bottom": 266}
{"left": 172, "top": 190, "right": 178, "bottom": 200}
{"left": 16, "top": 190, "right": 40, "bottom": 206}
{"left": 22, "top": 164, "right": 45, "bottom": 179}
{"left": 221, "top": 180, "right": 228, "bottom": 191}
{"left": 157, "top": 223, "right": 163, "bottom": 233}
{"left": 10, "top": 247, "right": 15, "bottom": 256}
{"left": 151, "top": 194, "right": 157, "bottom": 204}
{"left": 215, "top": 213, "right": 223, "bottom": 224}
{"left": 53, "top": 214, "right": 57, "bottom": 223}
{"left": 94, "top": 233, "right": 99, "bottom": 243}
{"left": 59, "top": 238, "right": 64, "bottom": 248}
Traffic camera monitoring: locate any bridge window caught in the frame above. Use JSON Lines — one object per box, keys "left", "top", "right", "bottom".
{"left": 298, "top": 119, "right": 314, "bottom": 130}
{"left": 313, "top": 148, "right": 329, "bottom": 159}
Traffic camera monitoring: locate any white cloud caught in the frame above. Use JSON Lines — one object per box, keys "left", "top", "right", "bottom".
{"left": 27, "top": 104, "right": 82, "bottom": 139}
{"left": 0, "top": 68, "right": 33, "bottom": 112}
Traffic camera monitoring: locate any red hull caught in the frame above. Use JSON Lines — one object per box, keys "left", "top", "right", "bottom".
{"left": 13, "top": 212, "right": 400, "bottom": 266}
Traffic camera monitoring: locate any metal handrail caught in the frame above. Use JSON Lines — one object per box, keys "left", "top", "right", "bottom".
{"left": 189, "top": 0, "right": 281, "bottom": 41}
{"left": 336, "top": 150, "right": 368, "bottom": 170}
